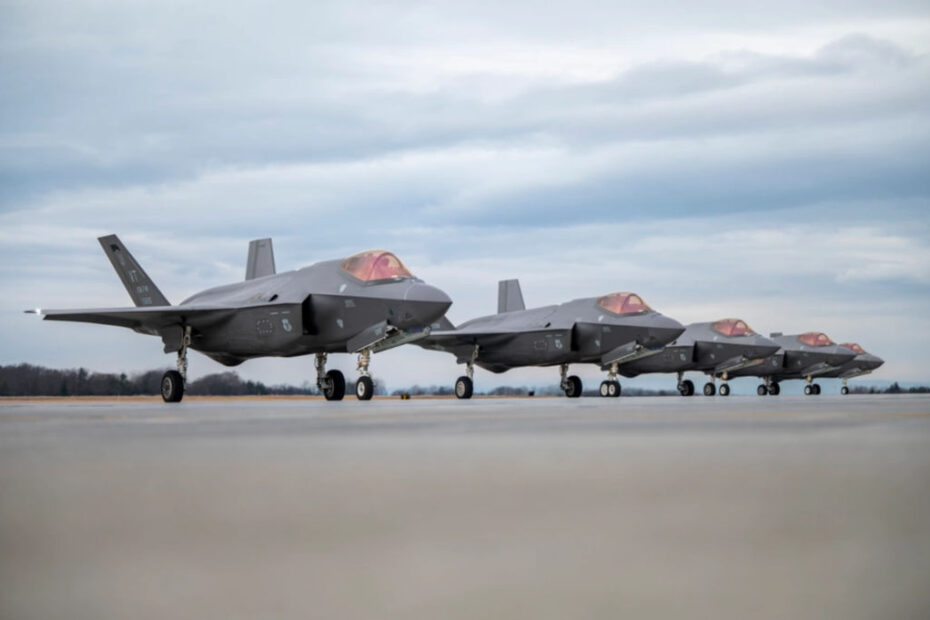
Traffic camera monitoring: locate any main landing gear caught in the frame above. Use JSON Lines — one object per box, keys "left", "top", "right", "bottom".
{"left": 599, "top": 361, "right": 621, "bottom": 397}
{"left": 757, "top": 378, "right": 780, "bottom": 396}
{"left": 560, "top": 363, "right": 582, "bottom": 398}
{"left": 677, "top": 372, "right": 694, "bottom": 396}
{"left": 161, "top": 326, "right": 190, "bottom": 403}
{"left": 454, "top": 345, "right": 479, "bottom": 399}
{"left": 315, "top": 352, "right": 346, "bottom": 401}
{"left": 803, "top": 376, "right": 821, "bottom": 396}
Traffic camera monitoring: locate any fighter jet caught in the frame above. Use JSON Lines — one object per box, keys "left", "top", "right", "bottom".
{"left": 616, "top": 319, "right": 781, "bottom": 396}
{"left": 727, "top": 332, "right": 857, "bottom": 395}
{"left": 27, "top": 235, "right": 451, "bottom": 402}
{"left": 821, "top": 343, "right": 885, "bottom": 395}
{"left": 418, "top": 280, "right": 683, "bottom": 398}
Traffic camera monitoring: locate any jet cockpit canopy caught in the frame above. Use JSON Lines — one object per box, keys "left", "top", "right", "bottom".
{"left": 798, "top": 332, "right": 835, "bottom": 347}
{"left": 597, "top": 292, "right": 652, "bottom": 315}
{"left": 342, "top": 250, "right": 414, "bottom": 282}
{"left": 711, "top": 318, "right": 756, "bottom": 337}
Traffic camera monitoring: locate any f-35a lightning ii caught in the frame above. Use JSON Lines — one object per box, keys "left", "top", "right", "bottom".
{"left": 727, "top": 332, "right": 857, "bottom": 395}
{"left": 28, "top": 235, "right": 451, "bottom": 403}
{"left": 617, "top": 319, "right": 780, "bottom": 396}
{"left": 418, "top": 279, "right": 683, "bottom": 398}
{"left": 821, "top": 343, "right": 885, "bottom": 395}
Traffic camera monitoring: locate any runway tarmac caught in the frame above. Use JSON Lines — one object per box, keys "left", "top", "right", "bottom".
{"left": 2, "top": 395, "right": 929, "bottom": 620}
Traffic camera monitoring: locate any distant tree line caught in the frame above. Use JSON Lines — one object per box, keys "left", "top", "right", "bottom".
{"left": 0, "top": 364, "right": 316, "bottom": 397}
{"left": 3, "top": 364, "right": 924, "bottom": 397}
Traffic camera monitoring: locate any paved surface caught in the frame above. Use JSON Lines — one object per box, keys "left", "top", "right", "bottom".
{"left": 2, "top": 395, "right": 929, "bottom": 620}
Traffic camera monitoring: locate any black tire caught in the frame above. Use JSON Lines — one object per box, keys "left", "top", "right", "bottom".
{"left": 455, "top": 376, "right": 473, "bottom": 399}
{"left": 757, "top": 384, "right": 768, "bottom": 396}
{"left": 703, "top": 382, "right": 716, "bottom": 396}
{"left": 769, "top": 382, "right": 780, "bottom": 396}
{"left": 323, "top": 369, "right": 345, "bottom": 401}
{"left": 355, "top": 375, "right": 373, "bottom": 401}
{"left": 564, "top": 375, "right": 582, "bottom": 398}
{"left": 680, "top": 380, "right": 694, "bottom": 397}
{"left": 609, "top": 381, "right": 620, "bottom": 397}
{"left": 719, "top": 383, "right": 730, "bottom": 396}
{"left": 161, "top": 370, "right": 184, "bottom": 403}
{"left": 813, "top": 383, "right": 821, "bottom": 395}
{"left": 804, "top": 384, "right": 813, "bottom": 396}
{"left": 841, "top": 386, "right": 849, "bottom": 395}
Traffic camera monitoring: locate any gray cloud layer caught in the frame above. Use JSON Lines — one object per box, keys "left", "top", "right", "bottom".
{"left": 1, "top": 1, "right": 928, "bottom": 388}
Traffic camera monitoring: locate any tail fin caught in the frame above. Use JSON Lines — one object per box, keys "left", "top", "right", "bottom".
{"left": 497, "top": 279, "right": 525, "bottom": 313}
{"left": 245, "top": 238, "right": 276, "bottom": 280}
{"left": 97, "top": 235, "right": 170, "bottom": 307}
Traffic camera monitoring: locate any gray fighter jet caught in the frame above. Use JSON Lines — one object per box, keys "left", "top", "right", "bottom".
{"left": 821, "top": 343, "right": 885, "bottom": 395}
{"left": 418, "top": 280, "right": 683, "bottom": 398}
{"left": 617, "top": 319, "right": 781, "bottom": 396}
{"left": 28, "top": 235, "right": 451, "bottom": 402}
{"left": 727, "top": 332, "right": 857, "bottom": 395}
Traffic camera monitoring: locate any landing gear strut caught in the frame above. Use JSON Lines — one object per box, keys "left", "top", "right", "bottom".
{"left": 599, "top": 361, "right": 621, "bottom": 397}
{"left": 161, "top": 325, "right": 190, "bottom": 403}
{"left": 561, "top": 364, "right": 582, "bottom": 398}
{"left": 803, "top": 376, "right": 820, "bottom": 396}
{"left": 455, "top": 345, "right": 478, "bottom": 399}
{"left": 355, "top": 348, "right": 373, "bottom": 401}
{"left": 316, "top": 352, "right": 345, "bottom": 401}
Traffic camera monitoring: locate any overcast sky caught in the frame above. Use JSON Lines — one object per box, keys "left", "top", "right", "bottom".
{"left": 1, "top": 0, "right": 928, "bottom": 393}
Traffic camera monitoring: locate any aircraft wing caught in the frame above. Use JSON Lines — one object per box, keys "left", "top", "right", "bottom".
{"left": 30, "top": 305, "right": 237, "bottom": 333}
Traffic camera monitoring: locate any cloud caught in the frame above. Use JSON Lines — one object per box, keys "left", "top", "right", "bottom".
{"left": 1, "top": 1, "right": 928, "bottom": 388}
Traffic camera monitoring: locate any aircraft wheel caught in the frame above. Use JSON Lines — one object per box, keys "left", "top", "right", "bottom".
{"left": 455, "top": 376, "right": 473, "bottom": 399}
{"left": 323, "top": 370, "right": 345, "bottom": 401}
{"left": 768, "top": 383, "right": 780, "bottom": 396}
{"left": 804, "top": 384, "right": 813, "bottom": 396}
{"left": 609, "top": 381, "right": 620, "bottom": 397}
{"left": 719, "top": 383, "right": 730, "bottom": 396}
{"left": 161, "top": 370, "right": 184, "bottom": 403}
{"left": 813, "top": 383, "right": 821, "bottom": 395}
{"left": 355, "top": 376, "right": 373, "bottom": 401}
{"left": 679, "top": 380, "right": 694, "bottom": 396}
{"left": 757, "top": 384, "right": 768, "bottom": 396}
{"left": 599, "top": 381, "right": 611, "bottom": 397}
{"left": 703, "top": 382, "right": 716, "bottom": 396}
{"left": 841, "top": 386, "right": 849, "bottom": 395}
{"left": 564, "top": 375, "right": 582, "bottom": 398}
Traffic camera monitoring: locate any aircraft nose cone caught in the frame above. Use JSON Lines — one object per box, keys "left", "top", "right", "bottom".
{"left": 405, "top": 283, "right": 452, "bottom": 327}
{"left": 862, "top": 353, "right": 884, "bottom": 369}
{"left": 828, "top": 344, "right": 857, "bottom": 365}
{"left": 751, "top": 335, "right": 781, "bottom": 358}
{"left": 643, "top": 314, "right": 685, "bottom": 347}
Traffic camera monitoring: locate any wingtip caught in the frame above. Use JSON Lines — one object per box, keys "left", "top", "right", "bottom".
{"left": 24, "top": 308, "right": 44, "bottom": 317}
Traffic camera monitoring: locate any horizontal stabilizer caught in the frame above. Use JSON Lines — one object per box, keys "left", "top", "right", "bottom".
{"left": 98, "top": 235, "right": 170, "bottom": 307}
{"left": 497, "top": 279, "right": 525, "bottom": 314}
{"left": 246, "top": 238, "right": 276, "bottom": 280}
{"left": 32, "top": 305, "right": 236, "bottom": 335}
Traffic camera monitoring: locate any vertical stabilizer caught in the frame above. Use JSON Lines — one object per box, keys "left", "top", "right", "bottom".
{"left": 497, "top": 279, "right": 526, "bottom": 314}
{"left": 97, "top": 235, "right": 170, "bottom": 307}
{"left": 246, "top": 238, "right": 276, "bottom": 280}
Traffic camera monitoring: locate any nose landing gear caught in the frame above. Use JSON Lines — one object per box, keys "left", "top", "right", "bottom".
{"left": 355, "top": 348, "right": 374, "bottom": 401}
{"left": 803, "top": 376, "right": 821, "bottom": 396}
{"left": 599, "top": 362, "right": 621, "bottom": 397}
